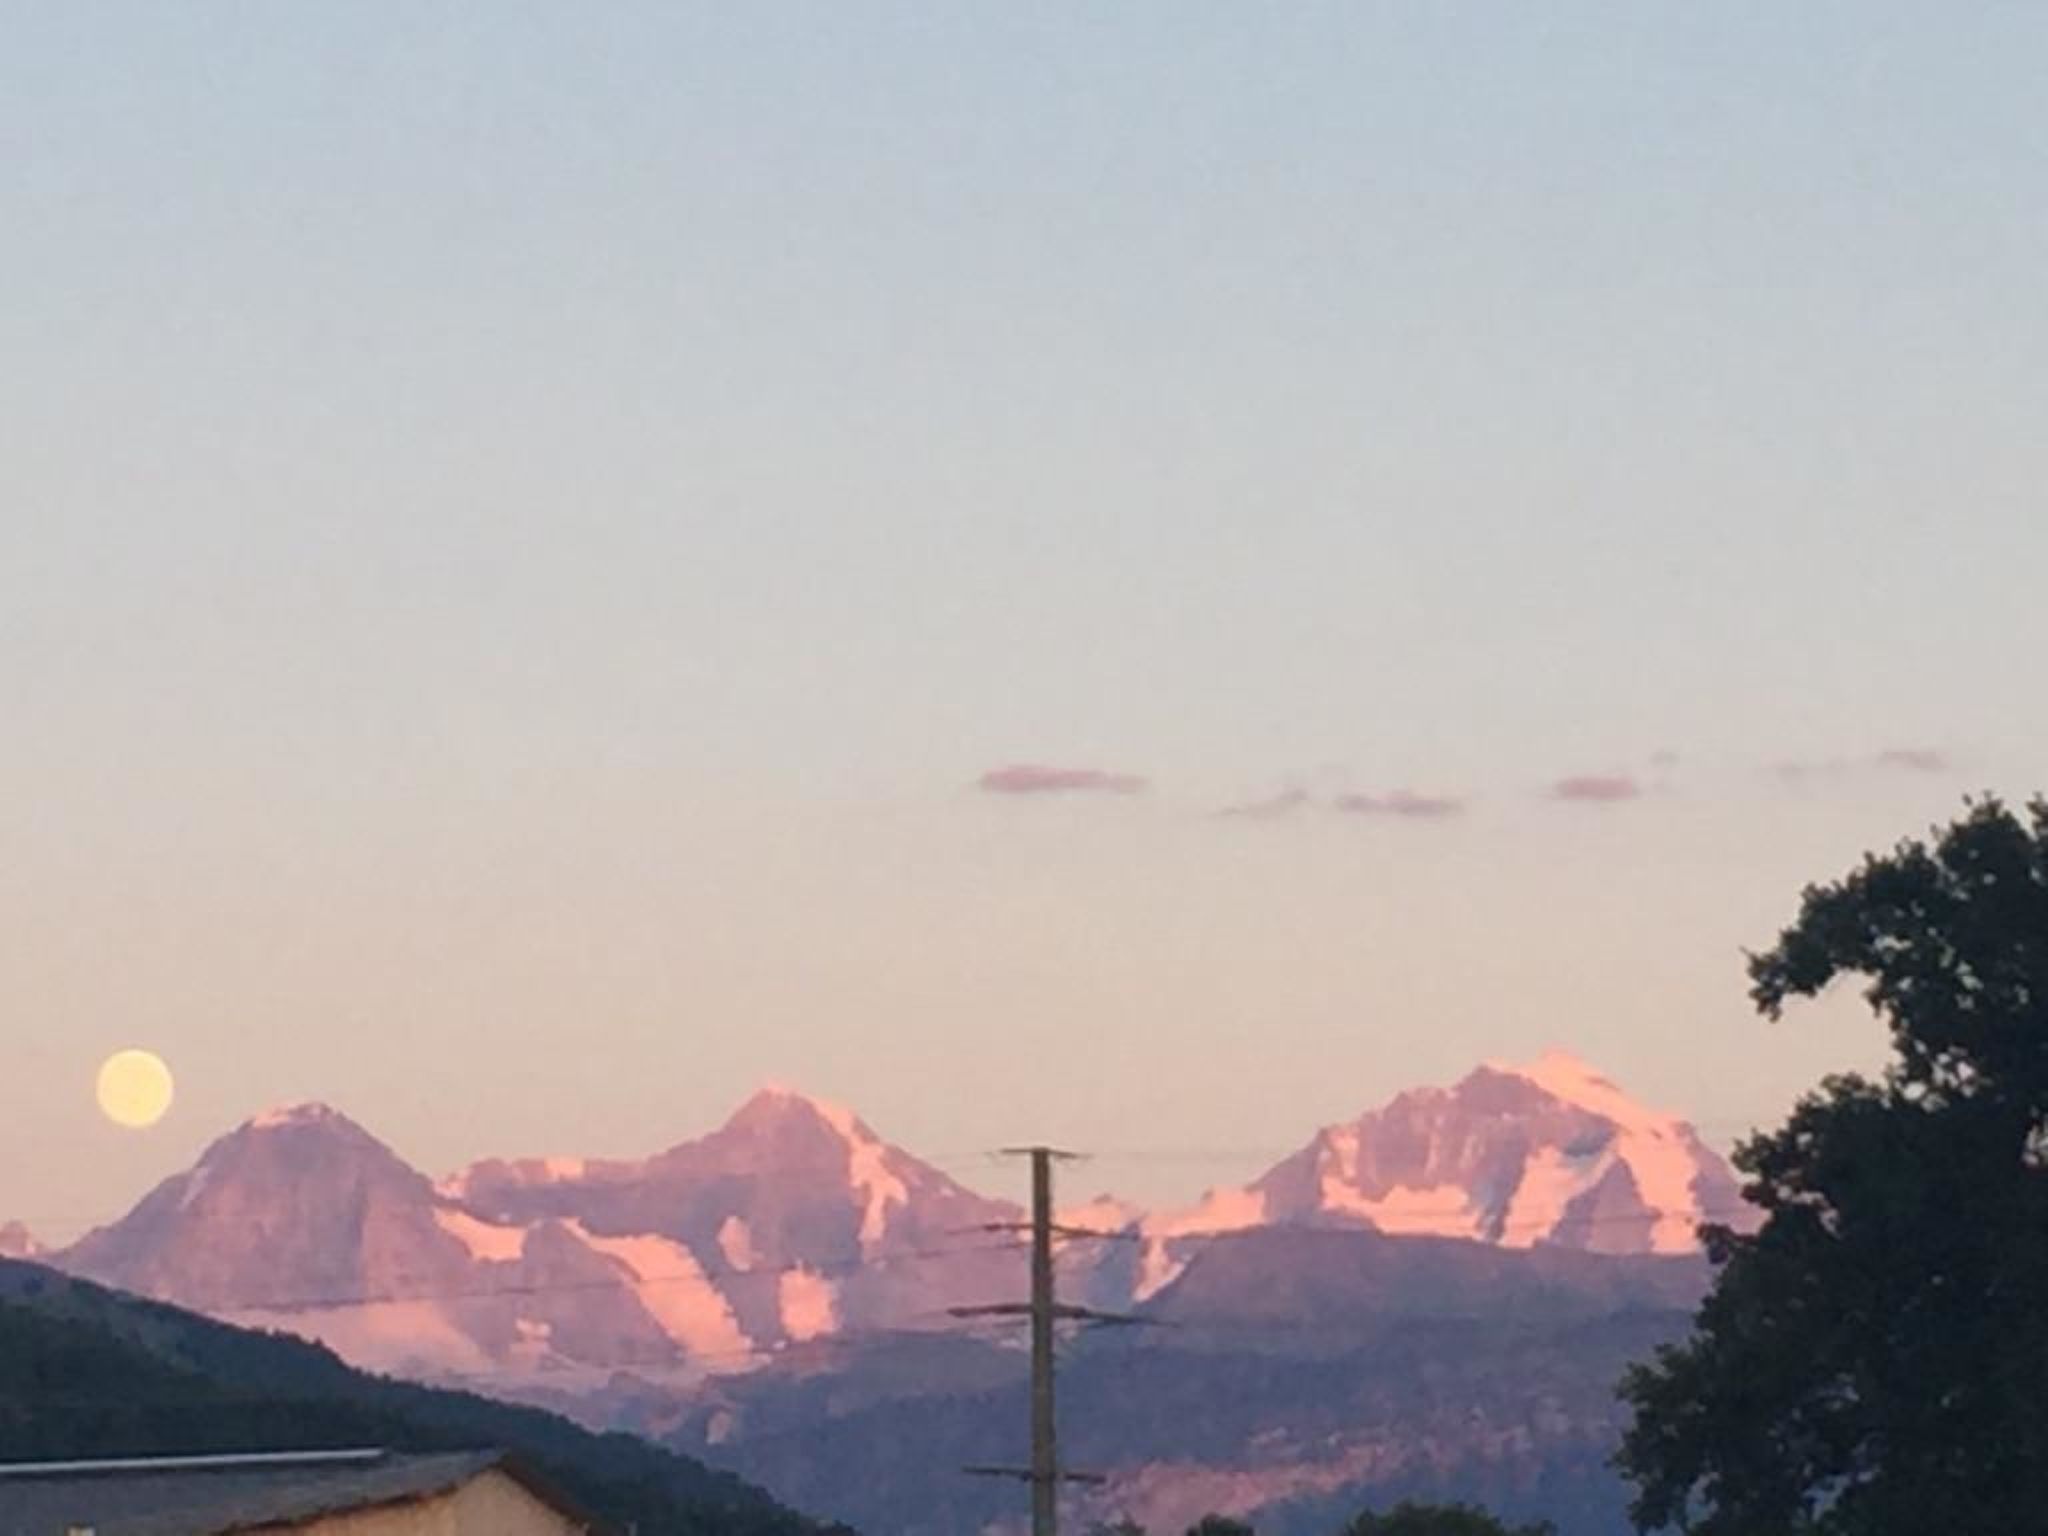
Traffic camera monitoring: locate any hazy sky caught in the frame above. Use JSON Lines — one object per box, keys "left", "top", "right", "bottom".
{"left": 5, "top": 4, "right": 2044, "bottom": 1236}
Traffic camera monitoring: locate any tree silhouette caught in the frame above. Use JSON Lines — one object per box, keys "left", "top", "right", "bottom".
{"left": 1341, "top": 1501, "right": 1554, "bottom": 1535}
{"left": 1184, "top": 1517, "right": 1255, "bottom": 1536}
{"left": 1619, "top": 798, "right": 2048, "bottom": 1533}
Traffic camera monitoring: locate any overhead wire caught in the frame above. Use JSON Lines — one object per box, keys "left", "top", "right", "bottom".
{"left": 167, "top": 1235, "right": 1032, "bottom": 1317}
{"left": 8, "top": 1200, "right": 1733, "bottom": 1321}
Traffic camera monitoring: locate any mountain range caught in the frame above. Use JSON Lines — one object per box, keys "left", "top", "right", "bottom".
{"left": 45, "top": 1052, "right": 1743, "bottom": 1384}
{"left": 33, "top": 1052, "right": 1752, "bottom": 1533}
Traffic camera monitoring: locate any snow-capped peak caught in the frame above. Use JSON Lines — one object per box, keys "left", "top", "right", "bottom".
{"left": 1479, "top": 1051, "right": 1712, "bottom": 1251}
{"left": 1132, "top": 1053, "right": 1750, "bottom": 1260}
{"left": 1484, "top": 1050, "right": 1683, "bottom": 1136}
{"left": 741, "top": 1083, "right": 879, "bottom": 1141}
{"left": 216, "top": 1102, "right": 395, "bottom": 1168}
{"left": 245, "top": 1101, "right": 351, "bottom": 1132}
{"left": 714, "top": 1085, "right": 913, "bottom": 1251}
{"left": 44, "top": 1052, "right": 1748, "bottom": 1406}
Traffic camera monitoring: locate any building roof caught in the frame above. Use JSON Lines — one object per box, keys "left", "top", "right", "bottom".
{"left": 0, "top": 1448, "right": 608, "bottom": 1535}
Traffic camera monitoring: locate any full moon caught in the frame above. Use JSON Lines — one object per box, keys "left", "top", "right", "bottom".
{"left": 96, "top": 1049, "right": 175, "bottom": 1129}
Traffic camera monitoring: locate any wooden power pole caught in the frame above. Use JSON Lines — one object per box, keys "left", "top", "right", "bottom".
{"left": 1026, "top": 1147, "right": 1059, "bottom": 1536}
{"left": 955, "top": 1146, "right": 1143, "bottom": 1536}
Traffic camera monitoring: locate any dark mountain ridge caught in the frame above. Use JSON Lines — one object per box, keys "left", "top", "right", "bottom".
{"left": 0, "top": 1257, "right": 838, "bottom": 1536}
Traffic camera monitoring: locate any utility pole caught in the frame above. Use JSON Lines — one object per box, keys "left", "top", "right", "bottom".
{"left": 955, "top": 1146, "right": 1143, "bottom": 1536}
{"left": 1027, "top": 1146, "right": 1058, "bottom": 1536}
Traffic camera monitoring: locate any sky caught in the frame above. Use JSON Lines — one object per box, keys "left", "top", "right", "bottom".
{"left": 4, "top": 3, "right": 2045, "bottom": 1238}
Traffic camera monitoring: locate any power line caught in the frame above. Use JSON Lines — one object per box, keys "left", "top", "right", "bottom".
{"left": 20, "top": 1201, "right": 1733, "bottom": 1321}
{"left": 88, "top": 1236, "right": 1028, "bottom": 1319}
{"left": 431, "top": 1318, "right": 1031, "bottom": 1381}
{"left": 1134, "top": 1206, "right": 1748, "bottom": 1243}
{"left": 12, "top": 1198, "right": 1743, "bottom": 1248}
{"left": 29, "top": 1213, "right": 1728, "bottom": 1392}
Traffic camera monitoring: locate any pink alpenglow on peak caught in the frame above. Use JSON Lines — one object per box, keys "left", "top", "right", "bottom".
{"left": 1058, "top": 1193, "right": 1147, "bottom": 1233}
{"left": 978, "top": 764, "right": 1148, "bottom": 796}
{"left": 0, "top": 1221, "right": 39, "bottom": 1259}
{"left": 1332, "top": 789, "right": 1466, "bottom": 820}
{"left": 46, "top": 1055, "right": 1745, "bottom": 1403}
{"left": 1481, "top": 1049, "right": 1730, "bottom": 1252}
{"left": 732, "top": 1084, "right": 911, "bottom": 1251}
{"left": 246, "top": 1101, "right": 352, "bottom": 1131}
{"left": 55, "top": 1082, "right": 1021, "bottom": 1386}
{"left": 1132, "top": 1050, "right": 1749, "bottom": 1273}
{"left": 1549, "top": 773, "right": 1642, "bottom": 803}
{"left": 1491, "top": 1049, "right": 1667, "bottom": 1123}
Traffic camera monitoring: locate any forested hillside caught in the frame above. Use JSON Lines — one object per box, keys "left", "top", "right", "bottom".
{"left": 0, "top": 1259, "right": 841, "bottom": 1536}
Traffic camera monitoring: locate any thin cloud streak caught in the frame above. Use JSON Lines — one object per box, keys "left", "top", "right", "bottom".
{"left": 1771, "top": 758, "right": 1849, "bottom": 784}
{"left": 1333, "top": 789, "right": 1467, "bottom": 820}
{"left": 1549, "top": 774, "right": 1643, "bottom": 804}
{"left": 1774, "top": 748, "right": 1954, "bottom": 784}
{"left": 1217, "top": 788, "right": 1312, "bottom": 820}
{"left": 1875, "top": 747, "right": 1950, "bottom": 774}
{"left": 978, "top": 764, "right": 1148, "bottom": 797}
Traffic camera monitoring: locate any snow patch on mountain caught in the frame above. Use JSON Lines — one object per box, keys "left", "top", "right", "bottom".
{"left": 1321, "top": 1179, "right": 1481, "bottom": 1237}
{"left": 1059, "top": 1194, "right": 1146, "bottom": 1233}
{"left": 778, "top": 1268, "right": 838, "bottom": 1342}
{"left": 565, "top": 1222, "right": 751, "bottom": 1360}
{"left": 757, "top": 1085, "right": 909, "bottom": 1250}
{"left": 247, "top": 1102, "right": 349, "bottom": 1131}
{"left": 1134, "top": 1186, "right": 1269, "bottom": 1300}
{"left": 1156, "top": 1185, "right": 1267, "bottom": 1240}
{"left": 1500, "top": 1144, "right": 1611, "bottom": 1242}
{"left": 511, "top": 1316, "right": 553, "bottom": 1369}
{"left": 174, "top": 1162, "right": 213, "bottom": 1212}
{"left": 1135, "top": 1246, "right": 1186, "bottom": 1302}
{"left": 432, "top": 1207, "right": 528, "bottom": 1263}
{"left": 718, "top": 1216, "right": 757, "bottom": 1271}
{"left": 1305, "top": 1124, "right": 1476, "bottom": 1234}
{"left": 1490, "top": 1049, "right": 1706, "bottom": 1251}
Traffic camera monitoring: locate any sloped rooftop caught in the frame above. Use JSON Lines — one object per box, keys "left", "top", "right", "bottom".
{"left": 0, "top": 1448, "right": 603, "bottom": 1536}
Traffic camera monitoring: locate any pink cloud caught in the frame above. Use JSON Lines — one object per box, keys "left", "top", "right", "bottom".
{"left": 978, "top": 764, "right": 1148, "bottom": 797}
{"left": 1218, "top": 788, "right": 1312, "bottom": 820}
{"left": 1549, "top": 774, "right": 1642, "bottom": 804}
{"left": 1333, "top": 789, "right": 1467, "bottom": 820}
